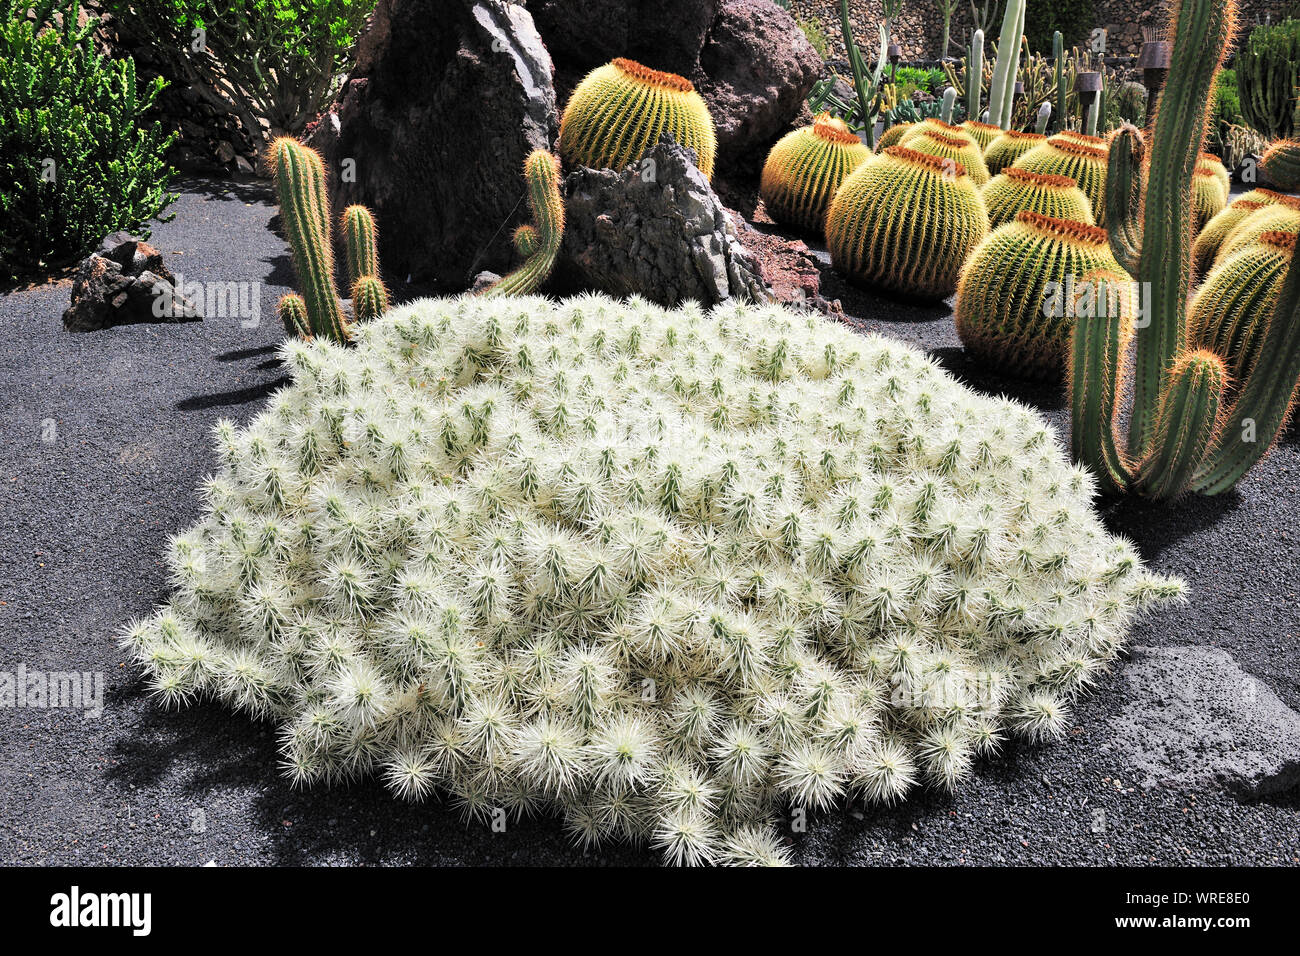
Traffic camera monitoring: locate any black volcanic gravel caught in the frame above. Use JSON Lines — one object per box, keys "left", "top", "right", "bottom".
{"left": 1, "top": 180, "right": 1296, "bottom": 866}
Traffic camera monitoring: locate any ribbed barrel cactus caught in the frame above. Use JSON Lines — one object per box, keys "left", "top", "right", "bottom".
{"left": 1197, "top": 152, "right": 1231, "bottom": 196}
{"left": 1215, "top": 201, "right": 1300, "bottom": 265}
{"left": 1262, "top": 138, "right": 1300, "bottom": 191}
{"left": 956, "top": 212, "right": 1124, "bottom": 380}
{"left": 559, "top": 58, "right": 717, "bottom": 180}
{"left": 903, "top": 129, "right": 991, "bottom": 185}
{"left": 760, "top": 114, "right": 873, "bottom": 234}
{"left": 1193, "top": 193, "right": 1291, "bottom": 274}
{"left": 961, "top": 120, "right": 1004, "bottom": 151}
{"left": 983, "top": 130, "right": 1047, "bottom": 176}
{"left": 876, "top": 122, "right": 913, "bottom": 150}
{"left": 826, "top": 146, "right": 990, "bottom": 299}
{"left": 982, "top": 168, "right": 1095, "bottom": 229}
{"left": 1192, "top": 168, "right": 1229, "bottom": 232}
{"left": 121, "top": 292, "right": 1180, "bottom": 866}
{"left": 1190, "top": 231, "right": 1296, "bottom": 385}
{"left": 901, "top": 118, "right": 978, "bottom": 149}
{"left": 1012, "top": 135, "right": 1109, "bottom": 226}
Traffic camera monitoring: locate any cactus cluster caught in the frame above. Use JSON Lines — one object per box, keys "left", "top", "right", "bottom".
{"left": 270, "top": 137, "right": 387, "bottom": 343}
{"left": 482, "top": 151, "right": 566, "bottom": 298}
{"left": 1012, "top": 135, "right": 1109, "bottom": 226}
{"left": 981, "top": 168, "right": 1095, "bottom": 230}
{"left": 956, "top": 213, "right": 1124, "bottom": 380}
{"left": 760, "top": 115, "right": 872, "bottom": 234}
{"left": 1262, "top": 138, "right": 1300, "bottom": 192}
{"left": 121, "top": 292, "right": 1180, "bottom": 866}
{"left": 1213, "top": 200, "right": 1300, "bottom": 264}
{"left": 826, "top": 146, "right": 989, "bottom": 300}
{"left": 560, "top": 58, "right": 717, "bottom": 180}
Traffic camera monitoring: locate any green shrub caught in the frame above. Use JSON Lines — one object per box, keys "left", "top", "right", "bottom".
{"left": 106, "top": 0, "right": 375, "bottom": 148}
{"left": 0, "top": 0, "right": 176, "bottom": 276}
{"left": 1208, "top": 69, "right": 1243, "bottom": 151}
{"left": 1025, "top": 0, "right": 1096, "bottom": 53}
{"left": 893, "top": 66, "right": 947, "bottom": 101}
{"left": 1235, "top": 19, "right": 1300, "bottom": 139}
{"left": 797, "top": 14, "right": 831, "bottom": 60}
{"left": 123, "top": 293, "right": 1181, "bottom": 865}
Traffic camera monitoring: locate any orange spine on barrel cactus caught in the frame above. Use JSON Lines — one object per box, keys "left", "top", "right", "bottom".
{"left": 826, "top": 146, "right": 989, "bottom": 300}
{"left": 1011, "top": 135, "right": 1109, "bottom": 225}
{"left": 760, "top": 114, "right": 873, "bottom": 234}
{"left": 902, "top": 129, "right": 991, "bottom": 184}
{"left": 1214, "top": 200, "right": 1300, "bottom": 264}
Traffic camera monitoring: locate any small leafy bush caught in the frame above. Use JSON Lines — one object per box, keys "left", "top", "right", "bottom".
{"left": 893, "top": 66, "right": 947, "bottom": 100}
{"left": 0, "top": 0, "right": 176, "bottom": 276}
{"left": 106, "top": 0, "right": 374, "bottom": 147}
{"left": 123, "top": 294, "right": 1181, "bottom": 865}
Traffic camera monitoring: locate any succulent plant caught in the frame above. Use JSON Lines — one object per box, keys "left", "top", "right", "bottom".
{"left": 826, "top": 146, "right": 990, "bottom": 299}
{"left": 1192, "top": 168, "right": 1229, "bottom": 232}
{"left": 1190, "top": 231, "right": 1297, "bottom": 386}
{"left": 986, "top": 0, "right": 1026, "bottom": 130}
{"left": 902, "top": 117, "right": 977, "bottom": 147}
{"left": 962, "top": 120, "right": 1003, "bottom": 152}
{"left": 481, "top": 151, "right": 566, "bottom": 298}
{"left": 1261, "top": 138, "right": 1300, "bottom": 192}
{"left": 1012, "top": 135, "right": 1109, "bottom": 226}
{"left": 340, "top": 205, "right": 380, "bottom": 291}
{"left": 981, "top": 168, "right": 1095, "bottom": 230}
{"left": 1074, "top": 0, "right": 1300, "bottom": 499}
{"left": 760, "top": 114, "right": 873, "bottom": 234}
{"left": 1213, "top": 201, "right": 1300, "bottom": 265}
{"left": 876, "top": 122, "right": 913, "bottom": 150}
{"left": 351, "top": 275, "right": 389, "bottom": 324}
{"left": 983, "top": 130, "right": 1046, "bottom": 176}
{"left": 901, "top": 128, "right": 991, "bottom": 185}
{"left": 276, "top": 293, "right": 310, "bottom": 340}
{"left": 122, "top": 291, "right": 1180, "bottom": 866}
{"left": 559, "top": 58, "right": 717, "bottom": 180}
{"left": 1193, "top": 190, "right": 1296, "bottom": 274}
{"left": 956, "top": 212, "right": 1124, "bottom": 380}
{"left": 1197, "top": 152, "right": 1231, "bottom": 197}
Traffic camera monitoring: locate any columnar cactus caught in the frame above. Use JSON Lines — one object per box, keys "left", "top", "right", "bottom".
{"left": 826, "top": 146, "right": 989, "bottom": 299}
{"left": 760, "top": 114, "right": 873, "bottom": 233}
{"left": 1262, "top": 139, "right": 1300, "bottom": 191}
{"left": 981, "top": 168, "right": 1095, "bottom": 229}
{"left": 1073, "top": 0, "right": 1300, "bottom": 498}
{"left": 351, "top": 275, "right": 389, "bottom": 324}
{"left": 1190, "top": 231, "right": 1297, "bottom": 385}
{"left": 903, "top": 129, "right": 991, "bottom": 184}
{"left": 986, "top": 0, "right": 1026, "bottom": 130}
{"left": 276, "top": 293, "right": 310, "bottom": 340}
{"left": 956, "top": 212, "right": 1124, "bottom": 380}
{"left": 560, "top": 58, "right": 717, "bottom": 179}
{"left": 1013, "top": 135, "right": 1109, "bottom": 225}
{"left": 983, "top": 130, "right": 1046, "bottom": 176}
{"left": 482, "top": 151, "right": 566, "bottom": 298}
{"left": 340, "top": 205, "right": 380, "bottom": 289}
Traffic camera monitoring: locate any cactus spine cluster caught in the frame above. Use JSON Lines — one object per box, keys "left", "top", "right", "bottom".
{"left": 1073, "top": 0, "right": 1300, "bottom": 499}
{"left": 1192, "top": 191, "right": 1293, "bottom": 273}
{"left": 482, "top": 151, "right": 566, "bottom": 299}
{"left": 760, "top": 114, "right": 872, "bottom": 234}
{"left": 826, "top": 146, "right": 989, "bottom": 299}
{"left": 981, "top": 168, "right": 1095, "bottom": 229}
{"left": 271, "top": 137, "right": 387, "bottom": 343}
{"left": 983, "top": 130, "right": 1047, "bottom": 176}
{"left": 956, "top": 212, "right": 1124, "bottom": 380}
{"left": 1012, "top": 135, "right": 1109, "bottom": 226}
{"left": 902, "top": 129, "right": 991, "bottom": 185}
{"left": 559, "top": 59, "right": 717, "bottom": 180}
{"left": 1262, "top": 139, "right": 1300, "bottom": 191}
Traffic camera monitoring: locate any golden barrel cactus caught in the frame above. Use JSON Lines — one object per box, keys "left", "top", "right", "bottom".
{"left": 982, "top": 168, "right": 1095, "bottom": 229}
{"left": 1197, "top": 152, "right": 1231, "bottom": 196}
{"left": 1192, "top": 168, "right": 1229, "bottom": 232}
{"left": 826, "top": 146, "right": 989, "bottom": 300}
{"left": 1215, "top": 200, "right": 1300, "bottom": 264}
{"left": 1261, "top": 139, "right": 1300, "bottom": 192}
{"left": 983, "top": 130, "right": 1047, "bottom": 176}
{"left": 1192, "top": 190, "right": 1296, "bottom": 274}
{"left": 961, "top": 120, "right": 1004, "bottom": 151}
{"left": 559, "top": 58, "right": 717, "bottom": 179}
{"left": 903, "top": 129, "right": 991, "bottom": 185}
{"left": 955, "top": 212, "right": 1125, "bottom": 381}
{"left": 877, "top": 122, "right": 914, "bottom": 151}
{"left": 1011, "top": 135, "right": 1109, "bottom": 225}
{"left": 760, "top": 114, "right": 872, "bottom": 233}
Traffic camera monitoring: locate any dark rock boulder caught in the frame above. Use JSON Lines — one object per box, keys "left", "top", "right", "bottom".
{"left": 560, "top": 135, "right": 771, "bottom": 307}
{"left": 305, "top": 0, "right": 558, "bottom": 292}
{"left": 62, "top": 233, "right": 201, "bottom": 332}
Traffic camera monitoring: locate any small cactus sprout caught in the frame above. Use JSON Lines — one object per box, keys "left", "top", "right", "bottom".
{"left": 1192, "top": 167, "right": 1229, "bottom": 232}
{"left": 340, "top": 205, "right": 381, "bottom": 289}
{"left": 1261, "top": 138, "right": 1300, "bottom": 192}
{"left": 559, "top": 58, "right": 717, "bottom": 180}
{"left": 982, "top": 168, "right": 1095, "bottom": 229}
{"left": 1197, "top": 152, "right": 1231, "bottom": 197}
{"left": 276, "top": 293, "right": 310, "bottom": 340}
{"left": 961, "top": 120, "right": 1004, "bottom": 152}
{"left": 482, "top": 151, "right": 566, "bottom": 298}
{"left": 760, "top": 114, "right": 873, "bottom": 234}
{"left": 903, "top": 129, "right": 991, "bottom": 185}
{"left": 826, "top": 145, "right": 990, "bottom": 299}
{"left": 122, "top": 292, "right": 1181, "bottom": 865}
{"left": 1191, "top": 231, "right": 1298, "bottom": 385}
{"left": 983, "top": 130, "right": 1047, "bottom": 176}
{"left": 1012, "top": 135, "right": 1109, "bottom": 225}
{"left": 876, "top": 121, "right": 913, "bottom": 150}
{"left": 351, "top": 276, "right": 389, "bottom": 324}
{"left": 1214, "top": 200, "right": 1300, "bottom": 265}
{"left": 956, "top": 212, "right": 1125, "bottom": 380}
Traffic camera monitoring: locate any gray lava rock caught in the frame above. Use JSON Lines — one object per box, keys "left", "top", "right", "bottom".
{"left": 561, "top": 135, "right": 772, "bottom": 307}
{"left": 1106, "top": 645, "right": 1300, "bottom": 798}
{"left": 62, "top": 234, "right": 201, "bottom": 332}
{"left": 305, "top": 0, "right": 558, "bottom": 291}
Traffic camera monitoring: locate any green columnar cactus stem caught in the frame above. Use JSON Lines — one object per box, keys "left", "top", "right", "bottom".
{"left": 351, "top": 276, "right": 389, "bottom": 325}
{"left": 1190, "top": 231, "right": 1296, "bottom": 385}
{"left": 984, "top": 130, "right": 1046, "bottom": 175}
{"left": 483, "top": 151, "right": 566, "bottom": 298}
{"left": 826, "top": 146, "right": 989, "bottom": 299}
{"left": 1053, "top": 31, "right": 1067, "bottom": 135}
{"left": 761, "top": 114, "right": 873, "bottom": 233}
{"left": 982, "top": 168, "right": 1095, "bottom": 229}
{"left": 961, "top": 120, "right": 1003, "bottom": 151}
{"left": 838, "top": 0, "right": 890, "bottom": 149}
{"left": 340, "top": 205, "right": 380, "bottom": 289}
{"left": 940, "top": 87, "right": 958, "bottom": 124}
{"left": 1261, "top": 139, "right": 1300, "bottom": 191}
{"left": 988, "top": 0, "right": 1026, "bottom": 129}
{"left": 1137, "top": 351, "right": 1226, "bottom": 498}
{"left": 1214, "top": 203, "right": 1300, "bottom": 264}
{"left": 276, "top": 293, "right": 311, "bottom": 340}
{"left": 904, "top": 130, "right": 991, "bottom": 185}
{"left": 1193, "top": 199, "right": 1267, "bottom": 275}
{"left": 955, "top": 213, "right": 1125, "bottom": 380}
{"left": 1105, "top": 125, "right": 1144, "bottom": 275}
{"left": 559, "top": 59, "right": 717, "bottom": 179}
{"left": 1068, "top": 271, "right": 1136, "bottom": 495}
{"left": 967, "top": 29, "right": 984, "bottom": 120}
{"left": 1014, "top": 135, "right": 1109, "bottom": 226}
{"left": 1085, "top": 98, "right": 1100, "bottom": 137}
{"left": 270, "top": 137, "right": 349, "bottom": 343}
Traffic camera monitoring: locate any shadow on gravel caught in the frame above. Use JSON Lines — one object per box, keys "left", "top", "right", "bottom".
{"left": 927, "top": 346, "right": 1066, "bottom": 410}
{"left": 215, "top": 345, "right": 279, "bottom": 362}
{"left": 176, "top": 376, "right": 290, "bottom": 411}
{"left": 1101, "top": 492, "right": 1240, "bottom": 560}
{"left": 177, "top": 177, "right": 274, "bottom": 204}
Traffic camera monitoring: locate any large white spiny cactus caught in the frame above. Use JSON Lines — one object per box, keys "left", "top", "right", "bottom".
{"left": 123, "top": 293, "right": 1181, "bottom": 865}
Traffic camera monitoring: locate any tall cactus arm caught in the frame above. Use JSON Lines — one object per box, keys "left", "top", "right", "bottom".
{"left": 987, "top": 0, "right": 1025, "bottom": 129}
{"left": 340, "top": 205, "right": 381, "bottom": 290}
{"left": 1127, "top": 0, "right": 1236, "bottom": 464}
{"left": 998, "top": 0, "right": 1026, "bottom": 129}
{"left": 967, "top": 30, "right": 984, "bottom": 121}
{"left": 483, "top": 151, "right": 566, "bottom": 298}
{"left": 1192, "top": 239, "right": 1300, "bottom": 494}
{"left": 1069, "top": 271, "right": 1136, "bottom": 495}
{"left": 1106, "top": 125, "right": 1144, "bottom": 275}
{"left": 940, "top": 87, "right": 958, "bottom": 124}
{"left": 1137, "top": 350, "right": 1227, "bottom": 499}
{"left": 276, "top": 294, "right": 311, "bottom": 340}
{"left": 1035, "top": 102, "right": 1052, "bottom": 135}
{"left": 1053, "top": 31, "right": 1066, "bottom": 135}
